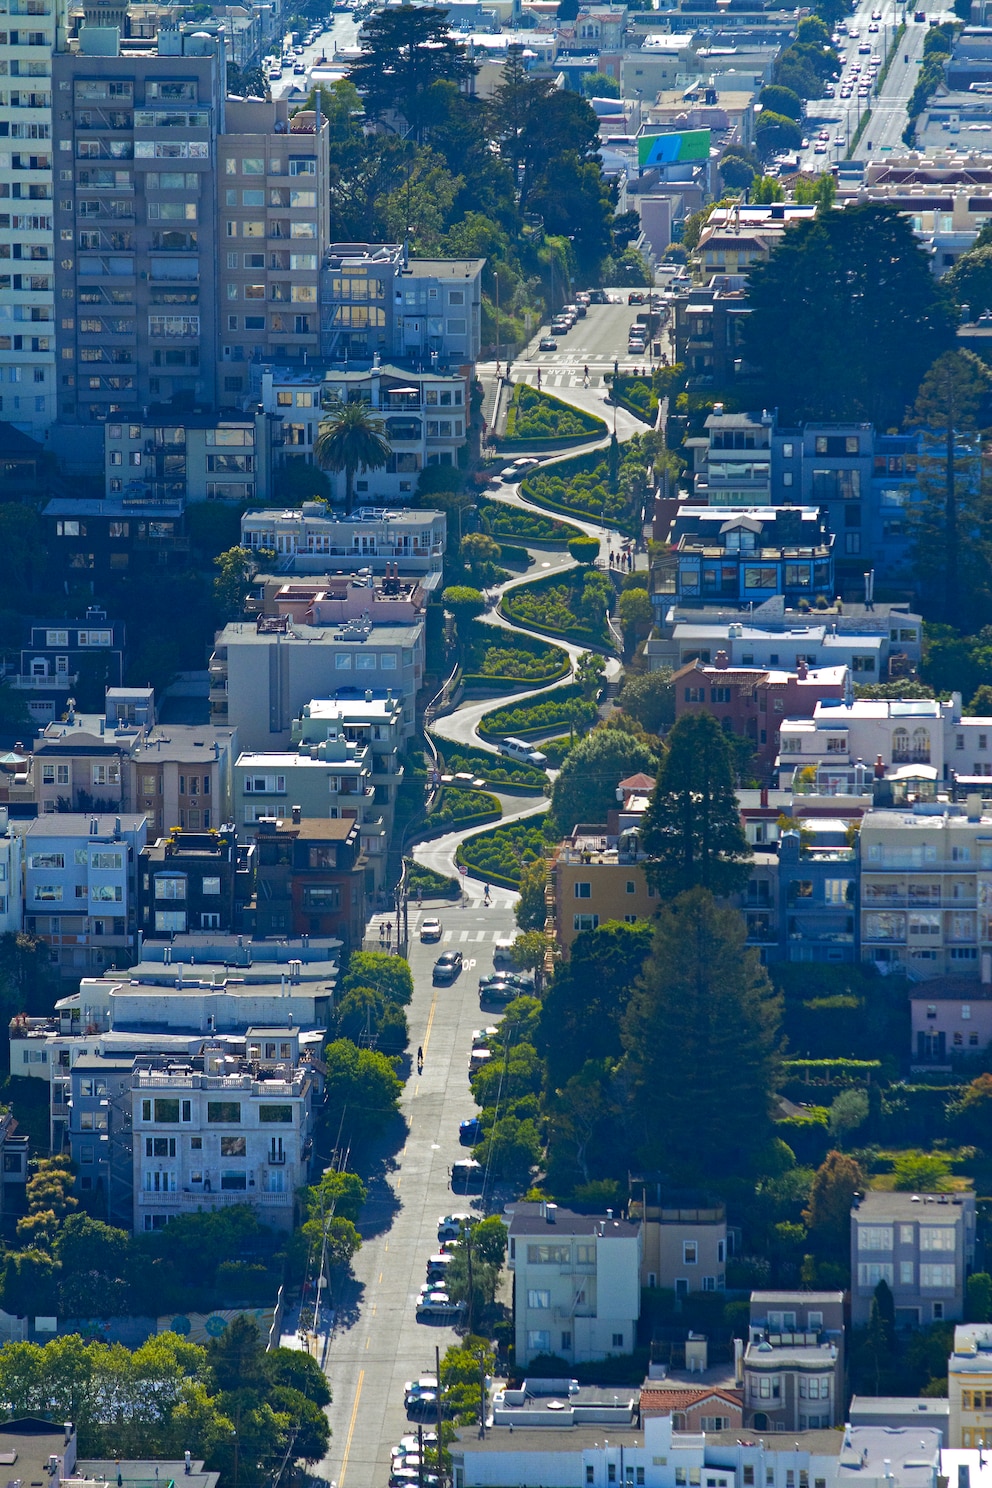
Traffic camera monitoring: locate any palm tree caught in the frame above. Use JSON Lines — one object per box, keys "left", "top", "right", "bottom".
{"left": 313, "top": 398, "right": 392, "bottom": 514}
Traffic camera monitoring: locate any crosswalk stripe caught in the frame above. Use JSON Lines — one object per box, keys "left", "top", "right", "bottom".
{"left": 459, "top": 929, "right": 469, "bottom": 942}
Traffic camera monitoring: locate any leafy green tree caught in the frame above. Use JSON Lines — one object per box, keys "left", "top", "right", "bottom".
{"left": 581, "top": 71, "right": 620, "bottom": 98}
{"left": 639, "top": 712, "right": 751, "bottom": 899}
{"left": 908, "top": 349, "right": 992, "bottom": 628}
{"left": 470, "top": 1040, "right": 543, "bottom": 1107}
{"left": 461, "top": 532, "right": 502, "bottom": 584}
{"left": 473, "top": 1112, "right": 542, "bottom": 1180}
{"left": 618, "top": 586, "right": 653, "bottom": 640}
{"left": 1, "top": 1248, "right": 59, "bottom": 1318}
{"left": 759, "top": 83, "right": 803, "bottom": 119}
{"left": 794, "top": 173, "right": 837, "bottom": 210}
{"left": 621, "top": 888, "right": 782, "bottom": 1180}
{"left": 536, "top": 920, "right": 654, "bottom": 1089}
{"left": 745, "top": 203, "right": 957, "bottom": 425}
{"left": 755, "top": 111, "right": 802, "bottom": 155}
{"left": 323, "top": 1039, "right": 403, "bottom": 1137}
{"left": 575, "top": 650, "right": 607, "bottom": 702}
{"left": 342, "top": 949, "right": 413, "bottom": 1005}
{"left": 550, "top": 726, "right": 659, "bottom": 835}
{"left": 751, "top": 174, "right": 786, "bottom": 204}
{"left": 515, "top": 854, "right": 550, "bottom": 931}
{"left": 618, "top": 668, "right": 674, "bottom": 734}
{"left": 440, "top": 1337, "right": 497, "bottom": 1424}
{"left": 510, "top": 929, "right": 546, "bottom": 973}
{"left": 892, "top": 1150, "right": 953, "bottom": 1191}
{"left": 568, "top": 535, "right": 600, "bottom": 565}
{"left": 302, "top": 1168, "right": 368, "bottom": 1226}
{"left": 348, "top": 6, "right": 477, "bottom": 139}
{"left": 264, "top": 1347, "right": 332, "bottom": 1406}
{"left": 967, "top": 1272, "right": 992, "bottom": 1323}
{"left": 443, "top": 585, "right": 486, "bottom": 624}
{"left": 314, "top": 399, "right": 391, "bottom": 513}
{"left": 718, "top": 153, "right": 756, "bottom": 189}
{"left": 334, "top": 984, "right": 408, "bottom": 1054}
{"left": 214, "top": 547, "right": 258, "bottom": 622}
{"left": 947, "top": 244, "right": 992, "bottom": 317}
{"left": 55, "top": 1213, "right": 130, "bottom": 1317}
{"left": 802, "top": 1151, "right": 866, "bottom": 1254}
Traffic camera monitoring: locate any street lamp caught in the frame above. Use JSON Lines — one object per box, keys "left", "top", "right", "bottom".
{"left": 494, "top": 271, "right": 501, "bottom": 379}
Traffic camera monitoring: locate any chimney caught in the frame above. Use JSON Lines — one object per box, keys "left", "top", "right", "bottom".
{"left": 796, "top": 659, "right": 808, "bottom": 680}
{"left": 714, "top": 649, "right": 730, "bottom": 669}
{"left": 734, "top": 1337, "right": 744, "bottom": 1386}
{"left": 874, "top": 754, "right": 886, "bottom": 779}
{"left": 760, "top": 787, "right": 768, "bottom": 808}
{"left": 291, "top": 804, "right": 301, "bottom": 825}
{"left": 545, "top": 1203, "right": 557, "bottom": 1224}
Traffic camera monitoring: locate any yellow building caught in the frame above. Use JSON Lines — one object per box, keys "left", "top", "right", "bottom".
{"left": 552, "top": 826, "right": 656, "bottom": 958}
{"left": 949, "top": 1324, "right": 992, "bottom": 1447}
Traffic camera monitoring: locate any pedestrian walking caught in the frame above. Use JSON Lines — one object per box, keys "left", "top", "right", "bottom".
{"left": 537, "top": 368, "right": 542, "bottom": 389}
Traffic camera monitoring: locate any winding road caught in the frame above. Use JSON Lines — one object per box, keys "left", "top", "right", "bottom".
{"left": 315, "top": 370, "right": 643, "bottom": 1488}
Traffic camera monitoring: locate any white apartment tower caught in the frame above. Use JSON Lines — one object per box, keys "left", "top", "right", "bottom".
{"left": 0, "top": 0, "right": 61, "bottom": 432}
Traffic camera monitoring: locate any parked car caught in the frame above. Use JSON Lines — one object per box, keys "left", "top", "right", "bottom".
{"left": 438, "top": 1212, "right": 475, "bottom": 1240}
{"left": 451, "top": 1158, "right": 484, "bottom": 1192}
{"left": 459, "top": 1116, "right": 482, "bottom": 1144}
{"left": 404, "top": 1375, "right": 438, "bottom": 1405}
{"left": 419, "top": 917, "right": 442, "bottom": 943}
{"left": 416, "top": 1289, "right": 465, "bottom": 1319}
{"left": 432, "top": 950, "right": 463, "bottom": 984}
{"left": 426, "top": 1252, "right": 455, "bottom": 1283}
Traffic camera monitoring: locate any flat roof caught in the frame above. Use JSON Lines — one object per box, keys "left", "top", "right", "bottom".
{"left": 751, "top": 1290, "right": 844, "bottom": 1304}
{"left": 853, "top": 1191, "right": 972, "bottom": 1217}
{"left": 849, "top": 1397, "right": 949, "bottom": 1417}
{"left": 506, "top": 1202, "right": 638, "bottom": 1238}
{"left": 22, "top": 814, "right": 146, "bottom": 837}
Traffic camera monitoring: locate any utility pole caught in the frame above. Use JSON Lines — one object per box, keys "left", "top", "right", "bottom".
{"left": 435, "top": 1343, "right": 443, "bottom": 1487}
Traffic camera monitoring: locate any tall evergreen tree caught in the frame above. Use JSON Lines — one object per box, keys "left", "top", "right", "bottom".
{"left": 639, "top": 712, "right": 751, "bottom": 899}
{"left": 348, "top": 6, "right": 477, "bottom": 139}
{"left": 908, "top": 349, "right": 992, "bottom": 629}
{"left": 621, "top": 888, "right": 782, "bottom": 1180}
{"left": 744, "top": 203, "right": 957, "bottom": 426}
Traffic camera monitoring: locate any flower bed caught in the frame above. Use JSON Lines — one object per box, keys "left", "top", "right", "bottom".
{"left": 504, "top": 385, "right": 605, "bottom": 442}
{"left": 405, "top": 859, "right": 461, "bottom": 899}
{"left": 422, "top": 787, "right": 502, "bottom": 837}
{"left": 439, "top": 742, "right": 548, "bottom": 792}
{"left": 499, "top": 569, "right": 613, "bottom": 648}
{"left": 479, "top": 683, "right": 597, "bottom": 742}
{"left": 520, "top": 441, "right": 648, "bottom": 533}
{"left": 476, "top": 498, "right": 584, "bottom": 546}
{"left": 456, "top": 813, "right": 556, "bottom": 887}
{"left": 461, "top": 621, "right": 571, "bottom": 692}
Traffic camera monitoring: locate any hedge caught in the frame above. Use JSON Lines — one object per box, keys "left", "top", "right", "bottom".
{"left": 504, "top": 384, "right": 606, "bottom": 442}
{"left": 497, "top": 543, "right": 533, "bottom": 568}
{"left": 612, "top": 376, "right": 657, "bottom": 424}
{"left": 476, "top": 498, "right": 584, "bottom": 546}
{"left": 405, "top": 859, "right": 461, "bottom": 899}
{"left": 455, "top": 813, "right": 556, "bottom": 886}
{"left": 462, "top": 620, "right": 571, "bottom": 690}
{"left": 500, "top": 570, "right": 612, "bottom": 648}
{"left": 422, "top": 788, "right": 502, "bottom": 837}
{"left": 520, "top": 443, "right": 645, "bottom": 534}
{"left": 439, "top": 741, "right": 548, "bottom": 791}
{"left": 776, "top": 1112, "right": 832, "bottom": 1166}
{"left": 479, "top": 683, "right": 596, "bottom": 742}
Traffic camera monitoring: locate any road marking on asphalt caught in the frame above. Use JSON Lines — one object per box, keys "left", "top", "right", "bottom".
{"left": 459, "top": 930, "right": 469, "bottom": 942}
{"left": 422, "top": 986, "right": 439, "bottom": 1056}
{"left": 338, "top": 1368, "right": 364, "bottom": 1488}
{"left": 378, "top": 1272, "right": 383, "bottom": 1283}
{"left": 365, "top": 1337, "right": 370, "bottom": 1350}
{"left": 442, "top": 930, "right": 452, "bottom": 942}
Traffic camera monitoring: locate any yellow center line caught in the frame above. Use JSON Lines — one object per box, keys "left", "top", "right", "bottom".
{"left": 338, "top": 1369, "right": 364, "bottom": 1488}
{"left": 422, "top": 987, "right": 439, "bottom": 1055}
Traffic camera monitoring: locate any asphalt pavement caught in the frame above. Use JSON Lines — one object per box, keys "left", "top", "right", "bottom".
{"left": 265, "top": 9, "right": 362, "bottom": 100}
{"left": 318, "top": 892, "right": 519, "bottom": 1488}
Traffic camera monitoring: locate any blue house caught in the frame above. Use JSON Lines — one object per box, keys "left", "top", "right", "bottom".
{"left": 671, "top": 507, "right": 834, "bottom": 609}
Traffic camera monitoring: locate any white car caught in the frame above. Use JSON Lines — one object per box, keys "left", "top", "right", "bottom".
{"left": 438, "top": 1212, "right": 474, "bottom": 1240}
{"left": 419, "top": 917, "right": 442, "bottom": 943}
{"left": 416, "top": 1288, "right": 465, "bottom": 1318}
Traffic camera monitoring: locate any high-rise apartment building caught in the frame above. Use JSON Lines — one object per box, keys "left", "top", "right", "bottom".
{"left": 52, "top": 28, "right": 224, "bottom": 422}
{"left": 0, "top": 0, "right": 61, "bottom": 433}
{"left": 216, "top": 95, "right": 329, "bottom": 396}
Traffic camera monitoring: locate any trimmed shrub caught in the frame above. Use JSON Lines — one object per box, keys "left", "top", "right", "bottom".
{"left": 476, "top": 498, "right": 584, "bottom": 546}
{"left": 462, "top": 621, "right": 570, "bottom": 687}
{"left": 479, "top": 683, "right": 597, "bottom": 741}
{"left": 405, "top": 859, "right": 461, "bottom": 898}
{"left": 439, "top": 742, "right": 548, "bottom": 790}
{"left": 426, "top": 788, "right": 502, "bottom": 832}
{"left": 456, "top": 814, "right": 557, "bottom": 887}
{"left": 500, "top": 568, "right": 613, "bottom": 646}
{"left": 504, "top": 384, "right": 606, "bottom": 442}
{"left": 520, "top": 439, "right": 651, "bottom": 532}
{"left": 568, "top": 536, "right": 600, "bottom": 565}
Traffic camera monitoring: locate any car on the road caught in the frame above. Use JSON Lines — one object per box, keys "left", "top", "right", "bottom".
{"left": 438, "top": 1212, "right": 475, "bottom": 1240}
{"left": 459, "top": 1116, "right": 482, "bottom": 1145}
{"left": 293, "top": 60, "right": 307, "bottom": 72}
{"left": 404, "top": 1376, "right": 438, "bottom": 1404}
{"left": 834, "top": 133, "right": 846, "bottom": 145}
{"left": 576, "top": 291, "right": 591, "bottom": 307}
{"left": 499, "top": 456, "right": 540, "bottom": 481}
{"left": 499, "top": 736, "right": 548, "bottom": 766}
{"left": 550, "top": 319, "right": 570, "bottom": 336}
{"left": 858, "top": 39, "right": 871, "bottom": 51}
{"left": 588, "top": 288, "right": 608, "bottom": 303}
{"left": 838, "top": 49, "right": 847, "bottom": 60}
{"left": 416, "top": 1288, "right": 465, "bottom": 1319}
{"left": 868, "top": 19, "right": 879, "bottom": 28}
{"left": 404, "top": 1392, "right": 439, "bottom": 1419}
{"left": 814, "top": 142, "right": 827, "bottom": 153}
{"left": 419, "top": 916, "right": 443, "bottom": 943}
{"left": 538, "top": 336, "right": 558, "bottom": 351}
{"left": 432, "top": 949, "right": 463, "bottom": 983}
{"left": 268, "top": 66, "right": 282, "bottom": 79}
{"left": 627, "top": 291, "right": 646, "bottom": 304}
{"left": 913, "top": 7, "right": 926, "bottom": 16}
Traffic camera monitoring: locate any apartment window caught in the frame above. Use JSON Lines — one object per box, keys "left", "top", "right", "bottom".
{"left": 920, "top": 1227, "right": 956, "bottom": 1251}
{"left": 155, "top": 875, "right": 186, "bottom": 900}
{"left": 145, "top": 1137, "right": 176, "bottom": 1158}
{"left": 574, "top": 882, "right": 591, "bottom": 899}
{"left": 920, "top": 1263, "right": 955, "bottom": 1288}
{"left": 859, "top": 1225, "right": 894, "bottom": 1250}
{"left": 527, "top": 1330, "right": 550, "bottom": 1353}
{"left": 527, "top": 1289, "right": 551, "bottom": 1309}
{"left": 612, "top": 1333, "right": 624, "bottom": 1348}
{"left": 574, "top": 913, "right": 600, "bottom": 932}
{"left": 900, "top": 1261, "right": 914, "bottom": 1284}
{"left": 858, "top": 1262, "right": 894, "bottom": 1287}
{"left": 683, "top": 1241, "right": 698, "bottom": 1264}
{"left": 202, "top": 876, "right": 221, "bottom": 895}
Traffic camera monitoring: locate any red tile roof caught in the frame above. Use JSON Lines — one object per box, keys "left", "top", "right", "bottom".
{"left": 618, "top": 773, "right": 657, "bottom": 790}
{"left": 640, "top": 1387, "right": 743, "bottom": 1417}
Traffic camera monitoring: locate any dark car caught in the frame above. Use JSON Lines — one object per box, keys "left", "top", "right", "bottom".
{"left": 433, "top": 950, "right": 463, "bottom": 984}
{"left": 538, "top": 336, "right": 558, "bottom": 351}
{"left": 459, "top": 1117, "right": 481, "bottom": 1145}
